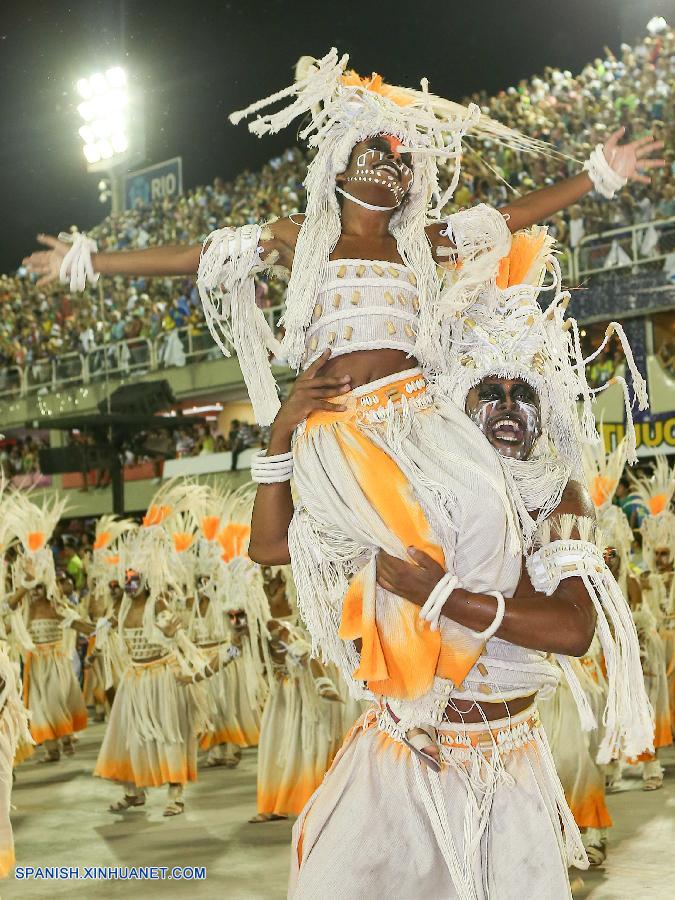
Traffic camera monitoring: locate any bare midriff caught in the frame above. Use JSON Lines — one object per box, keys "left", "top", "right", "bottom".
{"left": 445, "top": 693, "right": 536, "bottom": 724}
{"left": 320, "top": 348, "right": 419, "bottom": 390}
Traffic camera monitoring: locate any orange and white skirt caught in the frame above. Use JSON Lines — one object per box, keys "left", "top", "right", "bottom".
{"left": 290, "top": 704, "right": 586, "bottom": 899}
{"left": 0, "top": 649, "right": 33, "bottom": 878}
{"left": 539, "top": 675, "right": 612, "bottom": 831}
{"left": 22, "top": 641, "right": 87, "bottom": 745}
{"left": 215, "top": 651, "right": 263, "bottom": 748}
{"left": 257, "top": 671, "right": 335, "bottom": 817}
{"left": 94, "top": 654, "right": 203, "bottom": 788}
{"left": 643, "top": 630, "right": 672, "bottom": 750}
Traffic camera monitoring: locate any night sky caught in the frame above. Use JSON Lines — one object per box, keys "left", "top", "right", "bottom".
{"left": 0, "top": 0, "right": 672, "bottom": 270}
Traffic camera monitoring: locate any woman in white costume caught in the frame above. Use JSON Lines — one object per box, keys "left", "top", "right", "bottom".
{"left": 23, "top": 51, "right": 662, "bottom": 898}
{"left": 5, "top": 493, "right": 92, "bottom": 762}
{"left": 251, "top": 566, "right": 343, "bottom": 824}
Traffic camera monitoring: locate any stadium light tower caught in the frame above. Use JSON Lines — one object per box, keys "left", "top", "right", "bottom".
{"left": 75, "top": 66, "right": 145, "bottom": 214}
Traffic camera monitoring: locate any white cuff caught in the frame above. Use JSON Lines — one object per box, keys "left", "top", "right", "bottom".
{"left": 58, "top": 231, "right": 100, "bottom": 292}
{"left": 583, "top": 144, "right": 627, "bottom": 199}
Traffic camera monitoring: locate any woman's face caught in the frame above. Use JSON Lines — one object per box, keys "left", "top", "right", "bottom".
{"left": 465, "top": 377, "right": 542, "bottom": 461}
{"left": 336, "top": 134, "right": 414, "bottom": 208}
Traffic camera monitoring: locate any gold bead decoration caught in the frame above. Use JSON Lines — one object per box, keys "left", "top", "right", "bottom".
{"left": 372, "top": 264, "right": 385, "bottom": 276}
{"left": 313, "top": 303, "right": 323, "bottom": 320}
{"left": 408, "top": 273, "right": 417, "bottom": 286}
{"left": 351, "top": 291, "right": 361, "bottom": 305}
{"left": 387, "top": 321, "right": 396, "bottom": 335}
{"left": 404, "top": 324, "right": 415, "bottom": 338}
{"left": 387, "top": 266, "right": 399, "bottom": 279}
{"left": 327, "top": 331, "right": 337, "bottom": 345}
{"left": 397, "top": 292, "right": 407, "bottom": 306}
{"left": 412, "top": 296, "right": 420, "bottom": 311}
{"left": 333, "top": 293, "right": 342, "bottom": 308}
{"left": 343, "top": 326, "right": 353, "bottom": 340}
{"left": 337, "top": 265, "right": 347, "bottom": 278}
{"left": 384, "top": 291, "right": 394, "bottom": 305}
{"left": 356, "top": 264, "right": 366, "bottom": 277}
{"left": 309, "top": 336, "right": 318, "bottom": 351}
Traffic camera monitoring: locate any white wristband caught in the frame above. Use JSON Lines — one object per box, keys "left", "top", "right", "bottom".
{"left": 58, "top": 231, "right": 100, "bottom": 292}
{"left": 469, "top": 591, "right": 505, "bottom": 641}
{"left": 583, "top": 144, "right": 627, "bottom": 199}
{"left": 251, "top": 450, "right": 294, "bottom": 484}
{"left": 419, "top": 572, "right": 459, "bottom": 632}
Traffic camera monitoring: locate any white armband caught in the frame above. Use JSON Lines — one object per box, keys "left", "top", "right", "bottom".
{"left": 197, "top": 223, "right": 284, "bottom": 426}
{"left": 527, "top": 539, "right": 606, "bottom": 595}
{"left": 58, "top": 231, "right": 100, "bottom": 292}
{"left": 583, "top": 144, "right": 627, "bottom": 199}
{"left": 527, "top": 533, "right": 653, "bottom": 763}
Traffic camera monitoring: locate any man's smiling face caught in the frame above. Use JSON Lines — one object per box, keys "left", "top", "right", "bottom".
{"left": 465, "top": 376, "right": 542, "bottom": 460}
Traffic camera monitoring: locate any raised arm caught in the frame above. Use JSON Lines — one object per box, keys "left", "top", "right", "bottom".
{"left": 248, "top": 349, "right": 351, "bottom": 566}
{"left": 376, "top": 480, "right": 597, "bottom": 657}
{"left": 499, "top": 128, "right": 664, "bottom": 233}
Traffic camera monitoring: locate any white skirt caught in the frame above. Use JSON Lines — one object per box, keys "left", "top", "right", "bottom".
{"left": 94, "top": 654, "right": 202, "bottom": 788}
{"left": 23, "top": 641, "right": 87, "bottom": 745}
{"left": 290, "top": 705, "right": 586, "bottom": 899}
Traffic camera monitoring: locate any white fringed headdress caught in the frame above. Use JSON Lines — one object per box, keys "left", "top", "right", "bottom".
{"left": 583, "top": 437, "right": 634, "bottom": 569}
{"left": 444, "top": 231, "right": 648, "bottom": 478}
{"left": 630, "top": 455, "right": 675, "bottom": 568}
{"left": 227, "top": 48, "right": 559, "bottom": 375}
{"left": 3, "top": 490, "right": 68, "bottom": 601}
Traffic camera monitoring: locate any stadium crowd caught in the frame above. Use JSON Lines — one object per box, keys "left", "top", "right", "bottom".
{"left": 0, "top": 22, "right": 673, "bottom": 383}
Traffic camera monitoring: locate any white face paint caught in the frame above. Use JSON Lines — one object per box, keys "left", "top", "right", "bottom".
{"left": 345, "top": 148, "right": 414, "bottom": 204}
{"left": 466, "top": 380, "right": 542, "bottom": 461}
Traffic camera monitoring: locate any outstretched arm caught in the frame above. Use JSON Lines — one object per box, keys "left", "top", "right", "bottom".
{"left": 376, "top": 480, "right": 597, "bottom": 657}
{"left": 248, "top": 349, "right": 352, "bottom": 566}
{"left": 499, "top": 128, "right": 664, "bottom": 233}
{"left": 22, "top": 217, "right": 299, "bottom": 287}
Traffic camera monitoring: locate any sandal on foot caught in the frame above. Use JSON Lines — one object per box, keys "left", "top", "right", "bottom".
{"left": 38, "top": 751, "right": 60, "bottom": 764}
{"left": 62, "top": 742, "right": 75, "bottom": 757}
{"left": 248, "top": 813, "right": 273, "bottom": 823}
{"left": 163, "top": 800, "right": 184, "bottom": 817}
{"left": 110, "top": 794, "right": 145, "bottom": 812}
{"left": 642, "top": 775, "right": 663, "bottom": 791}
{"left": 585, "top": 844, "right": 606, "bottom": 867}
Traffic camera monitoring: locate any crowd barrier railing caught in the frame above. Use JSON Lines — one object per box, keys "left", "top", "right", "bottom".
{"left": 572, "top": 215, "right": 675, "bottom": 282}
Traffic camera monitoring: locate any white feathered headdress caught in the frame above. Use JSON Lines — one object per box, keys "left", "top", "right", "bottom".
{"left": 630, "top": 455, "right": 675, "bottom": 567}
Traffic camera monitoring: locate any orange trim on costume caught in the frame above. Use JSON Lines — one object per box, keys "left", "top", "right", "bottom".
{"left": 94, "top": 755, "right": 197, "bottom": 788}
{"left": 496, "top": 230, "right": 548, "bottom": 290}
{"left": 172, "top": 532, "right": 193, "bottom": 553}
{"left": 648, "top": 494, "right": 667, "bottom": 516}
{"left": 339, "top": 71, "right": 414, "bottom": 107}
{"left": 0, "top": 846, "right": 16, "bottom": 880}
{"left": 27, "top": 531, "right": 45, "bottom": 552}
{"left": 201, "top": 516, "right": 220, "bottom": 541}
{"left": 217, "top": 523, "right": 250, "bottom": 562}
{"left": 568, "top": 787, "right": 613, "bottom": 830}
{"left": 93, "top": 531, "right": 111, "bottom": 550}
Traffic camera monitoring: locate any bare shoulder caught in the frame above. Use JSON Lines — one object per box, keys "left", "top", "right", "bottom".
{"left": 554, "top": 479, "right": 596, "bottom": 519}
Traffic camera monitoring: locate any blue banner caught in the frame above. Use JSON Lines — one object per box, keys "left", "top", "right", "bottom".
{"left": 124, "top": 157, "right": 183, "bottom": 209}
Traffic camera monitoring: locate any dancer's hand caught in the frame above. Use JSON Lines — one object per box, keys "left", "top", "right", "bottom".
{"left": 376, "top": 548, "right": 446, "bottom": 606}
{"left": 157, "top": 612, "right": 181, "bottom": 638}
{"left": 22, "top": 234, "right": 70, "bottom": 287}
{"left": 602, "top": 128, "right": 665, "bottom": 185}
{"left": 270, "top": 350, "right": 351, "bottom": 441}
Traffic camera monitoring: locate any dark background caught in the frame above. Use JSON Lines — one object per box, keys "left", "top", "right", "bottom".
{"left": 0, "top": 0, "right": 672, "bottom": 270}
